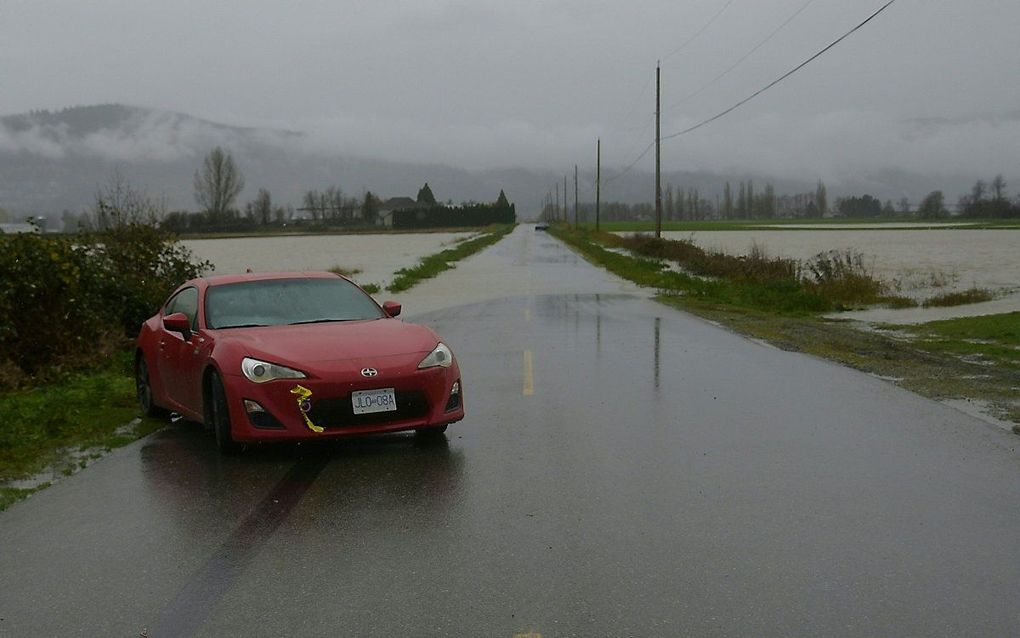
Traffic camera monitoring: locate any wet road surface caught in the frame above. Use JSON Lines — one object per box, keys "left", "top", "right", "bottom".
{"left": 2, "top": 227, "right": 1020, "bottom": 636}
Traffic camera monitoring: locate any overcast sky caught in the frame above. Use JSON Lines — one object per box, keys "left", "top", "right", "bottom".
{"left": 2, "top": 0, "right": 1019, "bottom": 181}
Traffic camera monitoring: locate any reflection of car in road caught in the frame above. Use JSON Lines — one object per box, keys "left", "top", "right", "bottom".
{"left": 535, "top": 222, "right": 550, "bottom": 230}
{"left": 135, "top": 272, "right": 464, "bottom": 452}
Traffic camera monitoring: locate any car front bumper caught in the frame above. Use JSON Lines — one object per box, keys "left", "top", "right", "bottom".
{"left": 220, "top": 362, "right": 464, "bottom": 442}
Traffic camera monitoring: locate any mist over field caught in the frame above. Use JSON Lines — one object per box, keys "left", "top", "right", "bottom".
{"left": 1, "top": 1, "right": 1018, "bottom": 217}
{"left": 1, "top": 105, "right": 1014, "bottom": 220}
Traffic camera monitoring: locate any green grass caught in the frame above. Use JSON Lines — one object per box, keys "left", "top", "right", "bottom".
{"left": 0, "top": 484, "right": 50, "bottom": 511}
{"left": 922, "top": 287, "right": 995, "bottom": 308}
{"left": 551, "top": 226, "right": 909, "bottom": 314}
{"left": 0, "top": 350, "right": 165, "bottom": 509}
{"left": 327, "top": 265, "right": 363, "bottom": 277}
{"left": 388, "top": 224, "right": 515, "bottom": 293}
{"left": 900, "top": 312, "right": 1020, "bottom": 367}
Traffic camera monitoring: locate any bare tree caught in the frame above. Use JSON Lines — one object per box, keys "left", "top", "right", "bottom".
{"left": 991, "top": 174, "right": 1007, "bottom": 202}
{"left": 193, "top": 147, "right": 245, "bottom": 218}
{"left": 250, "top": 188, "right": 272, "bottom": 225}
{"left": 87, "top": 171, "right": 165, "bottom": 230}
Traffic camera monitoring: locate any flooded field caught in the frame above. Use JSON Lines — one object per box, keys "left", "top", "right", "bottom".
{"left": 658, "top": 228, "right": 1019, "bottom": 298}
{"left": 182, "top": 232, "right": 477, "bottom": 290}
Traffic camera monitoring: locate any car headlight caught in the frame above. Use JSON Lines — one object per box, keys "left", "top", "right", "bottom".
{"left": 418, "top": 342, "right": 453, "bottom": 369}
{"left": 241, "top": 357, "right": 306, "bottom": 383}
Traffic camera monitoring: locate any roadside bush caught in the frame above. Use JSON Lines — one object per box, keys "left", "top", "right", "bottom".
{"left": 619, "top": 234, "right": 799, "bottom": 284}
{"left": 800, "top": 250, "right": 886, "bottom": 306}
{"left": 89, "top": 222, "right": 211, "bottom": 335}
{"left": 0, "top": 222, "right": 210, "bottom": 386}
{"left": 0, "top": 232, "right": 108, "bottom": 376}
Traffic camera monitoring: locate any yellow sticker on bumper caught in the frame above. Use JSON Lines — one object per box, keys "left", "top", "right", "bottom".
{"left": 290, "top": 384, "right": 324, "bottom": 433}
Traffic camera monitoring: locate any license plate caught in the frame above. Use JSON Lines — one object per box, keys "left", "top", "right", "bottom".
{"left": 351, "top": 388, "right": 397, "bottom": 415}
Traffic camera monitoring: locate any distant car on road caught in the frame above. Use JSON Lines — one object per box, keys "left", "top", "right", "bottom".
{"left": 534, "top": 222, "right": 550, "bottom": 231}
{"left": 135, "top": 272, "right": 464, "bottom": 451}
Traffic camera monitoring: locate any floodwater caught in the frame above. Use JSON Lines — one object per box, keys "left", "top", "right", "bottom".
{"left": 659, "top": 229, "right": 1019, "bottom": 298}
{"left": 182, "top": 232, "right": 477, "bottom": 290}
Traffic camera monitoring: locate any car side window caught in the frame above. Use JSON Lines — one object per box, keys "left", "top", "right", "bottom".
{"left": 164, "top": 287, "right": 199, "bottom": 330}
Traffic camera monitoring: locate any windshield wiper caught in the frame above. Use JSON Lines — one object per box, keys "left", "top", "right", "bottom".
{"left": 217, "top": 323, "right": 268, "bottom": 329}
{"left": 287, "top": 318, "right": 354, "bottom": 325}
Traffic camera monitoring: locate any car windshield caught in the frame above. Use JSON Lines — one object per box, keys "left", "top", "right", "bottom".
{"left": 205, "top": 278, "right": 384, "bottom": 329}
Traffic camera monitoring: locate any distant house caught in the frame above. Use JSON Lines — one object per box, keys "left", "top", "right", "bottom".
{"left": 377, "top": 196, "right": 419, "bottom": 227}
{"left": 0, "top": 222, "right": 42, "bottom": 234}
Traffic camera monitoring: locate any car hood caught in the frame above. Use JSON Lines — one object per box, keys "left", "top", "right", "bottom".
{"left": 214, "top": 319, "right": 440, "bottom": 364}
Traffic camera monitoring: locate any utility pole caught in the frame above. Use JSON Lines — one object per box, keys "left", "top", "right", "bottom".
{"left": 574, "top": 164, "right": 579, "bottom": 230}
{"left": 555, "top": 182, "right": 560, "bottom": 221}
{"left": 564, "top": 175, "right": 568, "bottom": 223}
{"left": 655, "top": 61, "right": 662, "bottom": 238}
{"left": 596, "top": 138, "right": 601, "bottom": 233}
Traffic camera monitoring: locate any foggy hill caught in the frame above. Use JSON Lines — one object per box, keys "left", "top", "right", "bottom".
{"left": 0, "top": 105, "right": 989, "bottom": 223}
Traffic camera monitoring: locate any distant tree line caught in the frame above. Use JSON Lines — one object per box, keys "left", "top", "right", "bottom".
{"left": 153, "top": 149, "right": 515, "bottom": 233}
{"left": 546, "top": 180, "right": 829, "bottom": 222}
{"left": 548, "top": 172, "right": 1019, "bottom": 222}
{"left": 392, "top": 190, "right": 515, "bottom": 229}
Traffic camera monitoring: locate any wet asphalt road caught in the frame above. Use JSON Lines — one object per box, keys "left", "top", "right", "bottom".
{"left": 2, "top": 228, "right": 1020, "bottom": 637}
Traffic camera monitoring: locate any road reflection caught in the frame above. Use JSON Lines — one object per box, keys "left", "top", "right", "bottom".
{"left": 138, "top": 423, "right": 465, "bottom": 539}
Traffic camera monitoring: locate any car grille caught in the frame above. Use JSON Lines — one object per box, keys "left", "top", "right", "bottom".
{"left": 306, "top": 390, "right": 429, "bottom": 429}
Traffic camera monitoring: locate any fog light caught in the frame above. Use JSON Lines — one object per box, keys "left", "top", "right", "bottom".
{"left": 243, "top": 399, "right": 285, "bottom": 429}
{"left": 445, "top": 380, "right": 462, "bottom": 412}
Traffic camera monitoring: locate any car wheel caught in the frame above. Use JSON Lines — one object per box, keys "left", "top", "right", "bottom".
{"left": 135, "top": 355, "right": 167, "bottom": 418}
{"left": 207, "top": 371, "right": 240, "bottom": 454}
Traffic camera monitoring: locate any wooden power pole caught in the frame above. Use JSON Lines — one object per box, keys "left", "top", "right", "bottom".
{"left": 655, "top": 62, "right": 662, "bottom": 238}
{"left": 596, "top": 138, "right": 601, "bottom": 232}
{"left": 567, "top": 174, "right": 575, "bottom": 223}
{"left": 574, "top": 164, "right": 579, "bottom": 230}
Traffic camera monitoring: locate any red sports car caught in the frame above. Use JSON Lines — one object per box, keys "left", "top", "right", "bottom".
{"left": 135, "top": 272, "right": 464, "bottom": 451}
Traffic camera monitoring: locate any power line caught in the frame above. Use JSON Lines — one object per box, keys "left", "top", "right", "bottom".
{"left": 662, "top": 0, "right": 898, "bottom": 143}
{"left": 604, "top": 141, "right": 654, "bottom": 184}
{"left": 662, "top": 0, "right": 736, "bottom": 62}
{"left": 602, "top": 0, "right": 735, "bottom": 170}
{"left": 668, "top": 0, "right": 817, "bottom": 111}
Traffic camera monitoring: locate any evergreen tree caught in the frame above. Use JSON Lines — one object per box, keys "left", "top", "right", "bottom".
{"left": 417, "top": 183, "right": 437, "bottom": 205}
{"left": 815, "top": 180, "right": 828, "bottom": 218}
{"left": 496, "top": 190, "right": 510, "bottom": 209}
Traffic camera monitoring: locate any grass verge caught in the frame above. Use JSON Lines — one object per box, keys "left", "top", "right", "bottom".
{"left": 388, "top": 224, "right": 515, "bottom": 293}
{"left": 551, "top": 225, "right": 1020, "bottom": 431}
{"left": 0, "top": 350, "right": 164, "bottom": 511}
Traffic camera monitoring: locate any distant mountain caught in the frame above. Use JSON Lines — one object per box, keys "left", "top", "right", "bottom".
{"left": 0, "top": 104, "right": 992, "bottom": 226}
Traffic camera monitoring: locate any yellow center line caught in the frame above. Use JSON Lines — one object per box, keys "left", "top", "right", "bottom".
{"left": 524, "top": 307, "right": 531, "bottom": 322}
{"left": 522, "top": 349, "right": 534, "bottom": 396}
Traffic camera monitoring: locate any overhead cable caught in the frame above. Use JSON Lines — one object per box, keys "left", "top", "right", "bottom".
{"left": 662, "top": 0, "right": 898, "bottom": 142}
{"left": 662, "top": 0, "right": 736, "bottom": 62}
{"left": 668, "top": 0, "right": 817, "bottom": 110}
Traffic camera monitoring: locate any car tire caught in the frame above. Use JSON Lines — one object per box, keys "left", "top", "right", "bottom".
{"left": 207, "top": 371, "right": 240, "bottom": 454}
{"left": 135, "top": 355, "right": 167, "bottom": 418}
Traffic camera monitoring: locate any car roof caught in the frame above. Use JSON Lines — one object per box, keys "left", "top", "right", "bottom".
{"left": 200, "top": 271, "right": 344, "bottom": 287}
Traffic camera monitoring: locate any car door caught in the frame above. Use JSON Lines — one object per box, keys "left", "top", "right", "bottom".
{"left": 157, "top": 287, "right": 199, "bottom": 412}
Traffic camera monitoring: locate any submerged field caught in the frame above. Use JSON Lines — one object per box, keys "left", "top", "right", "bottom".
{"left": 594, "top": 220, "right": 1019, "bottom": 319}
{"left": 183, "top": 231, "right": 480, "bottom": 292}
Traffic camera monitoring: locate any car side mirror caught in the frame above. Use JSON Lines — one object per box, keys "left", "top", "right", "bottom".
{"left": 163, "top": 312, "right": 192, "bottom": 340}
{"left": 382, "top": 301, "right": 401, "bottom": 318}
